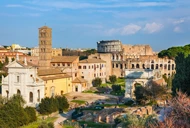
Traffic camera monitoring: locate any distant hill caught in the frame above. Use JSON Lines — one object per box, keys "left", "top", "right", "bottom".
{"left": 158, "top": 44, "right": 190, "bottom": 59}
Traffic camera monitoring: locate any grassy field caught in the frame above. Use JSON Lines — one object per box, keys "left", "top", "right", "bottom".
{"left": 71, "top": 100, "right": 86, "bottom": 105}
{"left": 21, "top": 116, "right": 57, "bottom": 128}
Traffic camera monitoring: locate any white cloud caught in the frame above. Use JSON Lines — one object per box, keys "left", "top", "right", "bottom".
{"left": 174, "top": 26, "right": 182, "bottom": 33}
{"left": 144, "top": 22, "right": 163, "bottom": 33}
{"left": 121, "top": 24, "right": 141, "bottom": 35}
{"left": 173, "top": 19, "right": 184, "bottom": 24}
{"left": 105, "top": 24, "right": 141, "bottom": 36}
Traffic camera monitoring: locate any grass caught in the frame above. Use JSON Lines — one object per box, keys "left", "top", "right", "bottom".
{"left": 78, "top": 121, "right": 112, "bottom": 128}
{"left": 71, "top": 100, "right": 86, "bottom": 105}
{"left": 21, "top": 116, "right": 57, "bottom": 128}
{"left": 101, "top": 104, "right": 128, "bottom": 108}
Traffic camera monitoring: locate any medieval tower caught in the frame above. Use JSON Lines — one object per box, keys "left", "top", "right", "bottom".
{"left": 38, "top": 26, "right": 52, "bottom": 69}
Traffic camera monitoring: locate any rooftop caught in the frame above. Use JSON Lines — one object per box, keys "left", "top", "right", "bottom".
{"left": 79, "top": 58, "right": 106, "bottom": 63}
{"left": 51, "top": 56, "right": 79, "bottom": 63}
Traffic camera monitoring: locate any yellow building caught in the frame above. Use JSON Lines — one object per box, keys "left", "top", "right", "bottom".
{"left": 38, "top": 69, "right": 72, "bottom": 97}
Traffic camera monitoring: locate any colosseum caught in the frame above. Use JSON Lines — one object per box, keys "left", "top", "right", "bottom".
{"left": 89, "top": 40, "right": 175, "bottom": 79}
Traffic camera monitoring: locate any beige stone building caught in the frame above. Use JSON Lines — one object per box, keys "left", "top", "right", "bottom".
{"left": 50, "top": 56, "right": 79, "bottom": 80}
{"left": 31, "top": 47, "right": 62, "bottom": 57}
{"left": 78, "top": 58, "right": 107, "bottom": 86}
{"left": 89, "top": 40, "right": 175, "bottom": 79}
{"left": 52, "top": 48, "right": 62, "bottom": 56}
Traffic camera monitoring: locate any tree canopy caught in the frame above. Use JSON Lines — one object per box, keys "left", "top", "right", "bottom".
{"left": 109, "top": 75, "right": 117, "bottom": 84}
{"left": 172, "top": 53, "right": 190, "bottom": 96}
{"left": 158, "top": 44, "right": 190, "bottom": 59}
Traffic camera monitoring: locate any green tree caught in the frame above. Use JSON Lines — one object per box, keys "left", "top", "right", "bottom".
{"left": 11, "top": 57, "right": 15, "bottom": 62}
{"left": 134, "top": 85, "right": 148, "bottom": 105}
{"left": 111, "top": 84, "right": 121, "bottom": 92}
{"left": 109, "top": 75, "right": 117, "bottom": 84}
{"left": 92, "top": 77, "right": 102, "bottom": 87}
{"left": 55, "top": 95, "right": 69, "bottom": 111}
{"left": 172, "top": 53, "right": 190, "bottom": 96}
{"left": 0, "top": 95, "right": 29, "bottom": 128}
{"left": 24, "top": 107, "right": 37, "bottom": 123}
{"left": 5, "top": 56, "right": 9, "bottom": 64}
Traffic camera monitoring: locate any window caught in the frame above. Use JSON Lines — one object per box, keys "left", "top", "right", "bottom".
{"left": 89, "top": 66, "right": 90, "bottom": 69}
{"left": 75, "top": 73, "right": 77, "bottom": 77}
{"left": 83, "top": 66, "right": 86, "bottom": 69}
{"left": 52, "top": 64, "right": 55, "bottom": 66}
{"left": 79, "top": 66, "right": 81, "bottom": 69}
{"left": 67, "top": 63, "right": 70, "bottom": 66}
{"left": 116, "top": 64, "right": 118, "bottom": 68}
{"left": 29, "top": 92, "right": 33, "bottom": 102}
{"left": 57, "top": 63, "right": 60, "bottom": 66}
{"left": 61, "top": 90, "right": 64, "bottom": 95}
{"left": 37, "top": 90, "right": 40, "bottom": 102}
{"left": 81, "top": 76, "right": 84, "bottom": 78}
{"left": 62, "top": 63, "right": 65, "bottom": 66}
{"left": 17, "top": 76, "right": 20, "bottom": 83}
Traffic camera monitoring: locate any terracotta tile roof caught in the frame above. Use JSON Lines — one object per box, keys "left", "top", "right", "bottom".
{"left": 40, "top": 74, "right": 71, "bottom": 81}
{"left": 51, "top": 56, "right": 79, "bottom": 63}
{"left": 72, "top": 77, "right": 87, "bottom": 83}
{"left": 38, "top": 68, "right": 63, "bottom": 76}
{"left": 79, "top": 58, "right": 106, "bottom": 63}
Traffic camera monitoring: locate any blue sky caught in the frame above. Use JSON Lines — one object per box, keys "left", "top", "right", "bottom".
{"left": 0, "top": 0, "right": 190, "bottom": 51}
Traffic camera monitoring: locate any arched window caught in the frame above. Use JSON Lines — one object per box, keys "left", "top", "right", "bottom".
{"left": 160, "top": 64, "right": 163, "bottom": 68}
{"left": 61, "top": 90, "right": 64, "bottom": 95}
{"left": 142, "top": 64, "right": 145, "bottom": 69}
{"left": 168, "top": 64, "right": 171, "bottom": 70}
{"left": 17, "top": 89, "right": 21, "bottom": 95}
{"left": 172, "top": 64, "right": 175, "bottom": 70}
{"left": 29, "top": 92, "right": 33, "bottom": 102}
{"left": 151, "top": 64, "right": 154, "bottom": 69}
{"left": 132, "top": 64, "right": 135, "bottom": 69}
{"left": 156, "top": 64, "right": 158, "bottom": 69}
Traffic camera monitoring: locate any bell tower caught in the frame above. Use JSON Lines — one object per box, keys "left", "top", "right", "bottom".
{"left": 38, "top": 26, "right": 52, "bottom": 69}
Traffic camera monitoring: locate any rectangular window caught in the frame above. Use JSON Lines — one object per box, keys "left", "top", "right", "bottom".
{"left": 79, "top": 66, "right": 81, "bottom": 69}
{"left": 81, "top": 76, "right": 84, "bottom": 78}
{"left": 67, "top": 63, "right": 70, "bottom": 66}
{"left": 17, "top": 76, "right": 19, "bottom": 83}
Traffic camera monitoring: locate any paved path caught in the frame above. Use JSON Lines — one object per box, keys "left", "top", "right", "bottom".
{"left": 54, "top": 110, "right": 74, "bottom": 128}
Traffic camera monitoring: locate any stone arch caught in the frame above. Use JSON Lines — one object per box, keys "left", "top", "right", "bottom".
{"left": 132, "top": 64, "right": 135, "bottom": 69}
{"left": 136, "top": 64, "right": 140, "bottom": 68}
